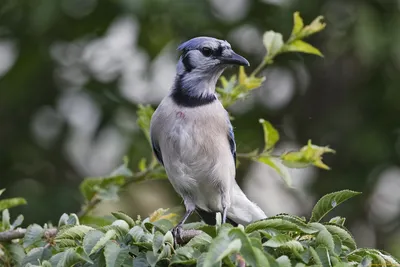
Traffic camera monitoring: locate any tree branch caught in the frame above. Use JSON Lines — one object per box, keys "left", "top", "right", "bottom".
{"left": 0, "top": 228, "right": 26, "bottom": 242}
{"left": 0, "top": 228, "right": 57, "bottom": 243}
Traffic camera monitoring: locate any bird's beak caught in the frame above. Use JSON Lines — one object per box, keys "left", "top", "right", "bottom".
{"left": 220, "top": 51, "right": 250, "bottom": 66}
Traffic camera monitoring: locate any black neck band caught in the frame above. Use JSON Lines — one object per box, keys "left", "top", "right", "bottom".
{"left": 171, "top": 75, "right": 216, "bottom": 108}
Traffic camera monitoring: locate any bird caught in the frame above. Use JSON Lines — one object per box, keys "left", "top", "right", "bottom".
{"left": 150, "top": 36, "right": 266, "bottom": 241}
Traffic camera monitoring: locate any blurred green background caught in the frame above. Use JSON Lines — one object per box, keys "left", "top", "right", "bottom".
{"left": 1, "top": 0, "right": 400, "bottom": 257}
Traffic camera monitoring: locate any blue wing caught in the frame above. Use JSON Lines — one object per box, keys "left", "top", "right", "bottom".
{"left": 151, "top": 139, "right": 164, "bottom": 166}
{"left": 227, "top": 121, "right": 236, "bottom": 164}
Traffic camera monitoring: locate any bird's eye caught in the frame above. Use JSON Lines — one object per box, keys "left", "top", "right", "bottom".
{"left": 201, "top": 47, "right": 213, "bottom": 57}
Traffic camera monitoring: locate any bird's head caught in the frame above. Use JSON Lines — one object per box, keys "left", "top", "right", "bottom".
{"left": 173, "top": 37, "right": 249, "bottom": 100}
{"left": 177, "top": 36, "right": 249, "bottom": 74}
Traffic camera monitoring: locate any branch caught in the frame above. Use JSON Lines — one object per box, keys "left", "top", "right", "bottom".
{"left": 0, "top": 228, "right": 57, "bottom": 243}
{"left": 0, "top": 228, "right": 26, "bottom": 242}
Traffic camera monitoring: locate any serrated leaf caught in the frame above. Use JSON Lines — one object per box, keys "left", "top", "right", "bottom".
{"left": 284, "top": 40, "right": 323, "bottom": 57}
{"left": 56, "top": 225, "right": 94, "bottom": 240}
{"left": 90, "top": 230, "right": 116, "bottom": 255}
{"left": 310, "top": 190, "right": 361, "bottom": 222}
{"left": 259, "top": 119, "right": 280, "bottom": 151}
{"left": 332, "top": 235, "right": 342, "bottom": 255}
{"left": 104, "top": 241, "right": 130, "bottom": 267}
{"left": 0, "top": 198, "right": 27, "bottom": 212}
{"left": 311, "top": 223, "right": 335, "bottom": 253}
{"left": 325, "top": 224, "right": 357, "bottom": 250}
{"left": 83, "top": 230, "right": 104, "bottom": 255}
{"left": 23, "top": 224, "right": 44, "bottom": 248}
{"left": 203, "top": 233, "right": 242, "bottom": 267}
{"left": 315, "top": 246, "right": 332, "bottom": 267}
{"left": 258, "top": 157, "right": 292, "bottom": 187}
{"left": 56, "top": 238, "right": 78, "bottom": 248}
{"left": 263, "top": 31, "right": 284, "bottom": 57}
{"left": 246, "top": 218, "right": 318, "bottom": 234}
{"left": 263, "top": 234, "right": 304, "bottom": 251}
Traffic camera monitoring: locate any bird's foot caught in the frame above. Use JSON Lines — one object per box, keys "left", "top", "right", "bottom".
{"left": 172, "top": 225, "right": 183, "bottom": 246}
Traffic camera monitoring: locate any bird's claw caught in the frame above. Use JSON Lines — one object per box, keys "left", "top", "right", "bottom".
{"left": 172, "top": 225, "right": 183, "bottom": 246}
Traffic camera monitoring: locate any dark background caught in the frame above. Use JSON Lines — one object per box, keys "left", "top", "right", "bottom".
{"left": 1, "top": 0, "right": 400, "bottom": 256}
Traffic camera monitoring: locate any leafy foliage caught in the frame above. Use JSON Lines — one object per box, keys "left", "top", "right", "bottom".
{"left": 2, "top": 192, "right": 399, "bottom": 266}
{"left": 0, "top": 12, "right": 398, "bottom": 267}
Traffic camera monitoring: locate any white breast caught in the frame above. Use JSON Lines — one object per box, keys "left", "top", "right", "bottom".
{"left": 150, "top": 96, "right": 235, "bottom": 211}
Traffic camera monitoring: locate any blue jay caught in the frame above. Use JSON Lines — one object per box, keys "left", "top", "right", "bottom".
{"left": 150, "top": 37, "right": 266, "bottom": 239}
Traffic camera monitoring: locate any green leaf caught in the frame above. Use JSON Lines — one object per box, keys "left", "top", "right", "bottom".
{"left": 104, "top": 241, "right": 130, "bottom": 267}
{"left": 311, "top": 223, "right": 335, "bottom": 253}
{"left": 329, "top": 216, "right": 346, "bottom": 226}
{"left": 332, "top": 235, "right": 342, "bottom": 255}
{"left": 310, "top": 190, "right": 361, "bottom": 222}
{"left": 0, "top": 197, "right": 27, "bottom": 212}
{"left": 291, "top": 12, "right": 304, "bottom": 37}
{"left": 238, "top": 66, "right": 265, "bottom": 90}
{"left": 90, "top": 229, "right": 116, "bottom": 255}
{"left": 281, "top": 140, "right": 335, "bottom": 170}
{"left": 53, "top": 248, "right": 86, "bottom": 267}
{"left": 137, "top": 104, "right": 155, "bottom": 144}
{"left": 276, "top": 255, "right": 291, "bottom": 267}
{"left": 263, "top": 234, "right": 304, "bottom": 252}
{"left": 0, "top": 188, "right": 5, "bottom": 196}
{"left": 228, "top": 228, "right": 258, "bottom": 267}
{"left": 315, "top": 246, "right": 332, "bottom": 267}
{"left": 11, "top": 214, "right": 24, "bottom": 229}
{"left": 80, "top": 175, "right": 125, "bottom": 202}
{"left": 259, "top": 119, "right": 280, "bottom": 151}
{"left": 23, "top": 224, "right": 45, "bottom": 248}
{"left": 129, "top": 226, "right": 145, "bottom": 242}
{"left": 4, "top": 243, "right": 25, "bottom": 265}
{"left": 284, "top": 40, "right": 323, "bottom": 57}
{"left": 298, "top": 15, "right": 326, "bottom": 39}
{"left": 263, "top": 31, "right": 284, "bottom": 57}
{"left": 2, "top": 209, "right": 10, "bottom": 229}
{"left": 186, "top": 232, "right": 213, "bottom": 248}
{"left": 83, "top": 230, "right": 104, "bottom": 255}
{"left": 324, "top": 224, "right": 357, "bottom": 250}
{"left": 21, "top": 247, "right": 52, "bottom": 266}
{"left": 203, "top": 232, "right": 242, "bottom": 267}
{"left": 258, "top": 157, "right": 292, "bottom": 187}
{"left": 246, "top": 218, "right": 318, "bottom": 234}
{"left": 152, "top": 231, "right": 164, "bottom": 253}
{"left": 56, "top": 225, "right": 94, "bottom": 240}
